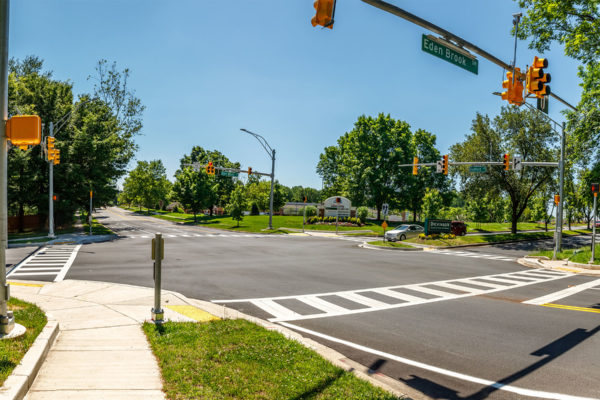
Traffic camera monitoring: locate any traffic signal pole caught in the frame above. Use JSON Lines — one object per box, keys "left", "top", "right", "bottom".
{"left": 0, "top": 0, "right": 13, "bottom": 335}
{"left": 359, "top": 0, "right": 576, "bottom": 112}
{"left": 269, "top": 149, "right": 275, "bottom": 231}
{"left": 48, "top": 122, "right": 55, "bottom": 238}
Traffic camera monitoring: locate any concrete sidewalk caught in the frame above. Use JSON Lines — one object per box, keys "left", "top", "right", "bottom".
{"left": 7, "top": 280, "right": 219, "bottom": 400}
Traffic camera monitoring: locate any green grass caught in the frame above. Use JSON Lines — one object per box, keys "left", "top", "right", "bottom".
{"left": 143, "top": 319, "right": 398, "bottom": 400}
{"left": 532, "top": 244, "right": 600, "bottom": 265}
{"left": 367, "top": 240, "right": 415, "bottom": 248}
{"left": 407, "top": 229, "right": 591, "bottom": 247}
{"left": 467, "top": 222, "right": 554, "bottom": 232}
{"left": 8, "top": 227, "right": 75, "bottom": 241}
{"left": 0, "top": 298, "right": 47, "bottom": 385}
{"left": 82, "top": 218, "right": 114, "bottom": 235}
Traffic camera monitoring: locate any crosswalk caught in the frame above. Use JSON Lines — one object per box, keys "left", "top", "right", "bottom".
{"left": 213, "top": 268, "right": 573, "bottom": 322}
{"left": 117, "top": 232, "right": 300, "bottom": 240}
{"left": 8, "top": 245, "right": 82, "bottom": 282}
{"left": 428, "top": 248, "right": 516, "bottom": 262}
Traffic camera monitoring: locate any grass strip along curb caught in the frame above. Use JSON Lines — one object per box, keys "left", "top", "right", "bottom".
{"left": 406, "top": 230, "right": 591, "bottom": 248}
{"left": 0, "top": 298, "right": 48, "bottom": 390}
{"left": 365, "top": 241, "right": 421, "bottom": 250}
{"left": 143, "top": 319, "right": 399, "bottom": 400}
{"left": 531, "top": 244, "right": 600, "bottom": 268}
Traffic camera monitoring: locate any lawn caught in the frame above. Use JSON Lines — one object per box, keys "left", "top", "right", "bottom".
{"left": 0, "top": 298, "right": 47, "bottom": 385}
{"left": 82, "top": 218, "right": 114, "bottom": 235}
{"left": 367, "top": 240, "right": 415, "bottom": 248}
{"left": 532, "top": 244, "right": 600, "bottom": 265}
{"left": 143, "top": 319, "right": 398, "bottom": 400}
{"left": 406, "top": 229, "right": 591, "bottom": 247}
{"left": 8, "top": 227, "right": 75, "bottom": 241}
{"left": 466, "top": 222, "right": 554, "bottom": 232}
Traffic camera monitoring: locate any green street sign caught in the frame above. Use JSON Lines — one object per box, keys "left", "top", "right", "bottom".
{"left": 220, "top": 171, "right": 239, "bottom": 177}
{"left": 424, "top": 218, "right": 452, "bottom": 236}
{"left": 469, "top": 166, "right": 487, "bottom": 173}
{"left": 422, "top": 35, "right": 478, "bottom": 75}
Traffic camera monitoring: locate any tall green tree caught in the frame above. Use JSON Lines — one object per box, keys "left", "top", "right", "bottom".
{"left": 451, "top": 107, "right": 557, "bottom": 233}
{"left": 172, "top": 167, "right": 217, "bottom": 222}
{"left": 421, "top": 188, "right": 443, "bottom": 220}
{"left": 226, "top": 185, "right": 246, "bottom": 227}
{"left": 121, "top": 160, "right": 171, "bottom": 211}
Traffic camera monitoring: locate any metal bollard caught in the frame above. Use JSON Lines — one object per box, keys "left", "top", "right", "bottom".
{"left": 151, "top": 233, "right": 165, "bottom": 324}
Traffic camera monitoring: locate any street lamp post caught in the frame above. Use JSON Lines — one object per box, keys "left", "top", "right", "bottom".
{"left": 240, "top": 129, "right": 275, "bottom": 230}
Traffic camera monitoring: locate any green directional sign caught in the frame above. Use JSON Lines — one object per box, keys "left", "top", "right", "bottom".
{"left": 220, "top": 171, "right": 239, "bottom": 177}
{"left": 469, "top": 166, "right": 487, "bottom": 173}
{"left": 422, "top": 35, "right": 478, "bottom": 75}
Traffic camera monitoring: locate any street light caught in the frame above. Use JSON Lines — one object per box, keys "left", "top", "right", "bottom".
{"left": 47, "top": 98, "right": 96, "bottom": 238}
{"left": 240, "top": 128, "right": 276, "bottom": 230}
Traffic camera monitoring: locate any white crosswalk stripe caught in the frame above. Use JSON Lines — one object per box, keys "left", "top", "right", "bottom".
{"left": 429, "top": 249, "right": 516, "bottom": 262}
{"left": 213, "top": 268, "right": 574, "bottom": 322}
{"left": 8, "top": 245, "right": 82, "bottom": 282}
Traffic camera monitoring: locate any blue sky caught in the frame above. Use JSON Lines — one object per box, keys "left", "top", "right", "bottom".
{"left": 10, "top": 1, "right": 581, "bottom": 189}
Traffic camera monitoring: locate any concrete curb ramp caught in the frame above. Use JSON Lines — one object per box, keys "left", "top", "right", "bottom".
{"left": 0, "top": 319, "right": 59, "bottom": 400}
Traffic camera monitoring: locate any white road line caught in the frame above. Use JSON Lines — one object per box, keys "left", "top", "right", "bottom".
{"left": 462, "top": 279, "right": 506, "bottom": 289}
{"left": 372, "top": 288, "right": 425, "bottom": 303}
{"left": 279, "top": 322, "right": 596, "bottom": 400}
{"left": 431, "top": 282, "right": 485, "bottom": 294}
{"left": 298, "top": 296, "right": 348, "bottom": 313}
{"left": 522, "top": 278, "right": 600, "bottom": 305}
{"left": 337, "top": 292, "right": 388, "bottom": 308}
{"left": 250, "top": 299, "right": 301, "bottom": 320}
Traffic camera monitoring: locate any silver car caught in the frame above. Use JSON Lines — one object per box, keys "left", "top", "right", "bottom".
{"left": 384, "top": 224, "right": 424, "bottom": 241}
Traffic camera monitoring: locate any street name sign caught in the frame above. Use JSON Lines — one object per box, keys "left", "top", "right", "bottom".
{"left": 422, "top": 35, "right": 478, "bottom": 75}
{"left": 469, "top": 166, "right": 487, "bottom": 173}
{"left": 220, "top": 171, "right": 239, "bottom": 177}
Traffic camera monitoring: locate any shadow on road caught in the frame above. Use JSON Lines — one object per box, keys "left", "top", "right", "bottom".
{"left": 399, "top": 325, "right": 600, "bottom": 399}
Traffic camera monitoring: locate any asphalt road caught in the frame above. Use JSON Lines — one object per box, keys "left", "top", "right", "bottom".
{"left": 7, "top": 207, "right": 600, "bottom": 400}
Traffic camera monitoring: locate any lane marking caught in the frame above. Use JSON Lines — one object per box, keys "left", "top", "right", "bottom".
{"left": 54, "top": 244, "right": 82, "bottom": 282}
{"left": 279, "top": 322, "right": 597, "bottom": 400}
{"left": 541, "top": 303, "right": 600, "bottom": 314}
{"left": 522, "top": 278, "right": 600, "bottom": 305}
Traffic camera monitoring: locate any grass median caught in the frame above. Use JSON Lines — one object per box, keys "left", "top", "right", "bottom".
{"left": 82, "top": 218, "right": 114, "bottom": 235}
{"left": 532, "top": 244, "right": 600, "bottom": 265}
{"left": 406, "top": 229, "right": 591, "bottom": 247}
{"left": 143, "top": 319, "right": 399, "bottom": 400}
{"left": 367, "top": 240, "right": 415, "bottom": 249}
{"left": 0, "top": 298, "right": 47, "bottom": 385}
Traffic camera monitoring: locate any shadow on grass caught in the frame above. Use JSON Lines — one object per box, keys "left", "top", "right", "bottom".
{"left": 289, "top": 369, "right": 345, "bottom": 400}
{"left": 0, "top": 359, "right": 17, "bottom": 373}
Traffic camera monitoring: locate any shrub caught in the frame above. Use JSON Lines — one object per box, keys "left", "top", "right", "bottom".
{"left": 304, "top": 206, "right": 317, "bottom": 217}
{"left": 250, "top": 202, "right": 260, "bottom": 216}
{"left": 356, "top": 206, "right": 369, "bottom": 222}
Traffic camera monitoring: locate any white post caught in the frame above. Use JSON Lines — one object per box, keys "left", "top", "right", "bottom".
{"left": 0, "top": 0, "right": 13, "bottom": 334}
{"left": 591, "top": 193, "right": 597, "bottom": 264}
{"left": 89, "top": 190, "right": 92, "bottom": 235}
{"left": 48, "top": 122, "right": 54, "bottom": 238}
{"left": 302, "top": 203, "right": 306, "bottom": 233}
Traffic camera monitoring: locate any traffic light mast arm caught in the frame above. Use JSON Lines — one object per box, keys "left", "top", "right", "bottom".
{"left": 359, "top": 0, "right": 577, "bottom": 111}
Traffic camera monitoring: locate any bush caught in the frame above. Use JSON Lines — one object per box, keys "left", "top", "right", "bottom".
{"left": 304, "top": 206, "right": 317, "bottom": 217}
{"left": 356, "top": 206, "right": 369, "bottom": 222}
{"left": 250, "top": 202, "right": 260, "bottom": 216}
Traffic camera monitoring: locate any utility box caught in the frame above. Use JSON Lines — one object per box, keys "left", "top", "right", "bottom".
{"left": 6, "top": 115, "right": 41, "bottom": 147}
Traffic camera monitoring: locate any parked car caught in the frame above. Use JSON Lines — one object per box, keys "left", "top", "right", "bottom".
{"left": 384, "top": 224, "right": 424, "bottom": 241}
{"left": 451, "top": 221, "right": 467, "bottom": 236}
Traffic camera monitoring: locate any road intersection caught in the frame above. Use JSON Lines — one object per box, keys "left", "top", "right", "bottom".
{"left": 6, "top": 207, "right": 600, "bottom": 399}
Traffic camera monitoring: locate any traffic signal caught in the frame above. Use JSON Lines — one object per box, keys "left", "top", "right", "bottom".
{"left": 554, "top": 194, "right": 560, "bottom": 205}
{"left": 53, "top": 149, "right": 60, "bottom": 165}
{"left": 412, "top": 157, "right": 418, "bottom": 175}
{"left": 303, "top": 196, "right": 307, "bottom": 203}
{"left": 526, "top": 56, "right": 550, "bottom": 98}
{"left": 248, "top": 167, "right": 252, "bottom": 176}
{"left": 311, "top": 0, "right": 335, "bottom": 29}
{"left": 442, "top": 155, "right": 449, "bottom": 175}
{"left": 46, "top": 136, "right": 56, "bottom": 161}
{"left": 205, "top": 162, "right": 215, "bottom": 175}
{"left": 592, "top": 183, "right": 599, "bottom": 196}
{"left": 6, "top": 115, "right": 41, "bottom": 149}
{"left": 501, "top": 70, "right": 523, "bottom": 105}
{"left": 503, "top": 153, "right": 510, "bottom": 170}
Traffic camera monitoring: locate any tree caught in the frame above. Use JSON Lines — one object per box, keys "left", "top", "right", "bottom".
{"left": 317, "top": 113, "right": 448, "bottom": 220}
{"left": 421, "top": 188, "right": 443, "bottom": 220}
{"left": 121, "top": 160, "right": 170, "bottom": 211}
{"left": 172, "top": 167, "right": 217, "bottom": 222}
{"left": 244, "top": 180, "right": 288, "bottom": 212}
{"left": 450, "top": 107, "right": 556, "bottom": 233}
{"left": 226, "top": 185, "right": 246, "bottom": 227}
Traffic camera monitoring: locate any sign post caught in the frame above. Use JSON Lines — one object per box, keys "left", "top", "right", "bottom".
{"left": 591, "top": 184, "right": 599, "bottom": 264}
{"left": 151, "top": 233, "right": 165, "bottom": 324}
{"left": 89, "top": 190, "right": 93, "bottom": 235}
{"left": 382, "top": 220, "right": 388, "bottom": 242}
{"left": 302, "top": 196, "right": 307, "bottom": 233}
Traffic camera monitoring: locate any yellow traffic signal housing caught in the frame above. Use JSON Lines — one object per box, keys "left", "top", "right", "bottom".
{"left": 442, "top": 155, "right": 449, "bottom": 175}
{"left": 248, "top": 167, "right": 252, "bottom": 176}
{"left": 503, "top": 153, "right": 510, "bottom": 170}
{"left": 311, "top": 0, "right": 335, "bottom": 29}
{"left": 526, "top": 56, "right": 550, "bottom": 98}
{"left": 412, "top": 157, "right": 418, "bottom": 175}
{"left": 206, "top": 161, "right": 215, "bottom": 175}
{"left": 6, "top": 115, "right": 42, "bottom": 148}
{"left": 501, "top": 70, "right": 523, "bottom": 105}
{"left": 53, "top": 149, "right": 60, "bottom": 165}
{"left": 46, "top": 137, "right": 56, "bottom": 161}
{"left": 501, "top": 71, "right": 514, "bottom": 103}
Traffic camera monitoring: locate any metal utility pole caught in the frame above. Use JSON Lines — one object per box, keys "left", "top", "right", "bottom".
{"left": 556, "top": 122, "right": 566, "bottom": 253}
{"left": 591, "top": 192, "right": 597, "bottom": 264}
{"left": 0, "top": 0, "right": 14, "bottom": 335}
{"left": 240, "top": 128, "right": 276, "bottom": 230}
{"left": 48, "top": 122, "right": 55, "bottom": 238}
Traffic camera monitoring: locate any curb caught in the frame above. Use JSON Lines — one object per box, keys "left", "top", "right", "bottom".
{"left": 360, "top": 243, "right": 423, "bottom": 252}
{"left": 518, "top": 256, "right": 600, "bottom": 275}
{"left": 0, "top": 318, "right": 59, "bottom": 400}
{"left": 165, "top": 290, "right": 418, "bottom": 400}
